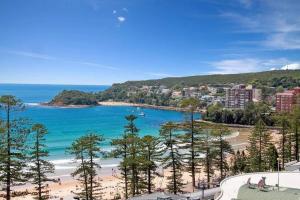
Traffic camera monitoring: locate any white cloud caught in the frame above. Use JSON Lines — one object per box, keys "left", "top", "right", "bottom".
{"left": 263, "top": 33, "right": 300, "bottom": 50}
{"left": 75, "top": 61, "right": 119, "bottom": 70}
{"left": 117, "top": 16, "right": 126, "bottom": 22}
{"left": 221, "top": 0, "right": 300, "bottom": 50}
{"left": 209, "top": 59, "right": 260, "bottom": 74}
{"left": 145, "top": 72, "right": 174, "bottom": 77}
{"left": 85, "top": 0, "right": 100, "bottom": 11}
{"left": 5, "top": 50, "right": 55, "bottom": 60}
{"left": 259, "top": 58, "right": 289, "bottom": 67}
{"left": 122, "top": 7, "right": 128, "bottom": 12}
{"left": 281, "top": 63, "right": 300, "bottom": 70}
{"left": 112, "top": 10, "right": 117, "bottom": 14}
{"left": 2, "top": 48, "right": 119, "bottom": 71}
{"left": 237, "top": 0, "right": 252, "bottom": 8}
{"left": 209, "top": 58, "right": 293, "bottom": 74}
{"left": 220, "top": 12, "right": 260, "bottom": 32}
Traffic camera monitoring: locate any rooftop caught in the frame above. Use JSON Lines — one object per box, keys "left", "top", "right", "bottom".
{"left": 276, "top": 92, "right": 295, "bottom": 96}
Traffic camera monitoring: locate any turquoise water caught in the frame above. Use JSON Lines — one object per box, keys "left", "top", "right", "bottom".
{"left": 0, "top": 84, "right": 198, "bottom": 162}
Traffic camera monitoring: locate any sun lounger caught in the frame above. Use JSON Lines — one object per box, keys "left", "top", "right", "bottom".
{"left": 247, "top": 178, "right": 256, "bottom": 189}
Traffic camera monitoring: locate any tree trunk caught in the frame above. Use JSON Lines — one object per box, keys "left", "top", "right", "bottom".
{"left": 6, "top": 104, "right": 11, "bottom": 200}
{"left": 289, "top": 133, "right": 292, "bottom": 162}
{"left": 131, "top": 163, "right": 136, "bottom": 195}
{"left": 206, "top": 148, "right": 210, "bottom": 189}
{"left": 282, "top": 128, "right": 286, "bottom": 169}
{"left": 124, "top": 144, "right": 128, "bottom": 199}
{"left": 81, "top": 151, "right": 89, "bottom": 200}
{"left": 36, "top": 133, "right": 42, "bottom": 200}
{"left": 220, "top": 135, "right": 224, "bottom": 179}
{"left": 296, "top": 126, "right": 299, "bottom": 162}
{"left": 147, "top": 146, "right": 151, "bottom": 194}
{"left": 191, "top": 112, "right": 195, "bottom": 191}
{"left": 170, "top": 129, "right": 177, "bottom": 194}
{"left": 259, "top": 131, "right": 262, "bottom": 172}
{"left": 89, "top": 148, "right": 93, "bottom": 199}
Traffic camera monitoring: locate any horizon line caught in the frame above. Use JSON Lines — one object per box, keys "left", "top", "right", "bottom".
{"left": 0, "top": 82, "right": 112, "bottom": 86}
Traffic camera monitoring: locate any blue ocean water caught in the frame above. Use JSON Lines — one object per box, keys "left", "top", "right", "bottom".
{"left": 0, "top": 84, "right": 198, "bottom": 161}
{"left": 0, "top": 83, "right": 109, "bottom": 103}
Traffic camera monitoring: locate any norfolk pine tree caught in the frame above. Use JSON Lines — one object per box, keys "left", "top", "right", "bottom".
{"left": 180, "top": 98, "right": 200, "bottom": 191}
{"left": 67, "top": 137, "right": 90, "bottom": 200}
{"left": 211, "top": 125, "right": 233, "bottom": 180}
{"left": 247, "top": 119, "right": 272, "bottom": 172}
{"left": 84, "top": 133, "right": 104, "bottom": 199}
{"left": 140, "top": 135, "right": 163, "bottom": 194}
{"left": 0, "top": 95, "right": 29, "bottom": 200}
{"left": 160, "top": 122, "right": 184, "bottom": 194}
{"left": 111, "top": 115, "right": 140, "bottom": 198}
{"left": 291, "top": 105, "right": 300, "bottom": 161}
{"left": 230, "top": 150, "right": 248, "bottom": 175}
{"left": 200, "top": 129, "right": 214, "bottom": 189}
{"left": 124, "top": 115, "right": 141, "bottom": 196}
{"left": 111, "top": 133, "right": 130, "bottom": 199}
{"left": 274, "top": 113, "right": 291, "bottom": 169}
{"left": 68, "top": 133, "right": 104, "bottom": 200}
{"left": 28, "top": 124, "right": 55, "bottom": 200}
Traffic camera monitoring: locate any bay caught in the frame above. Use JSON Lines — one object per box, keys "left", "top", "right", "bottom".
{"left": 0, "top": 84, "right": 198, "bottom": 162}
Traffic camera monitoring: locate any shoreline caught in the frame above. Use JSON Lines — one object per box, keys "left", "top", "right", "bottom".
{"left": 98, "top": 101, "right": 206, "bottom": 113}
{"left": 37, "top": 101, "right": 206, "bottom": 113}
{"left": 38, "top": 102, "right": 95, "bottom": 108}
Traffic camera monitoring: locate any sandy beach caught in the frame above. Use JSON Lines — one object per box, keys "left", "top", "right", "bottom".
{"left": 38, "top": 103, "right": 94, "bottom": 108}
{"left": 10, "top": 166, "right": 122, "bottom": 200}
{"left": 98, "top": 101, "right": 136, "bottom": 106}
{"left": 38, "top": 100, "right": 206, "bottom": 113}
{"left": 98, "top": 101, "right": 206, "bottom": 113}
{"left": 9, "top": 165, "right": 224, "bottom": 200}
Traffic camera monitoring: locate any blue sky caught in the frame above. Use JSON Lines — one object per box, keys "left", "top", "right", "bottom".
{"left": 0, "top": 0, "right": 300, "bottom": 85}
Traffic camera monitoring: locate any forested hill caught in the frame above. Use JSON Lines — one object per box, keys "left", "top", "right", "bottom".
{"left": 114, "top": 70, "right": 300, "bottom": 88}
{"left": 48, "top": 70, "right": 300, "bottom": 106}
{"left": 48, "top": 90, "right": 98, "bottom": 106}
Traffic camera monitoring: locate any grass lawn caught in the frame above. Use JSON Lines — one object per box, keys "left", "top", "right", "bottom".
{"left": 237, "top": 184, "right": 300, "bottom": 200}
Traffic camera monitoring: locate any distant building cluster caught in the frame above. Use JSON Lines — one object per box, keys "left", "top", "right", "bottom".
{"left": 126, "top": 83, "right": 266, "bottom": 110}
{"left": 224, "top": 84, "right": 262, "bottom": 110}
{"left": 125, "top": 82, "right": 300, "bottom": 113}
{"left": 276, "top": 87, "right": 300, "bottom": 112}
{"left": 225, "top": 84, "right": 252, "bottom": 109}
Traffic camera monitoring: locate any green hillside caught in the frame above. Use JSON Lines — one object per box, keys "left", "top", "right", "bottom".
{"left": 96, "top": 70, "right": 300, "bottom": 104}
{"left": 49, "top": 90, "right": 98, "bottom": 106}
{"left": 116, "top": 69, "right": 300, "bottom": 88}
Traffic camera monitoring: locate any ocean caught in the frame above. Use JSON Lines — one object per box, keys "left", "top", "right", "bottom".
{"left": 0, "top": 84, "right": 198, "bottom": 169}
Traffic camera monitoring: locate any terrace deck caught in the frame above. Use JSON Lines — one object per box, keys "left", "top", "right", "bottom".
{"left": 237, "top": 184, "right": 300, "bottom": 200}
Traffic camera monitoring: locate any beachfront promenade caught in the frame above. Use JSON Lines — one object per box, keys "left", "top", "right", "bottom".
{"left": 216, "top": 172, "right": 300, "bottom": 200}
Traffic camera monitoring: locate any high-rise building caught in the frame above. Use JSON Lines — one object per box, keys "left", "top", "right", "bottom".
{"left": 225, "top": 84, "right": 253, "bottom": 109}
{"left": 252, "top": 88, "right": 262, "bottom": 102}
{"left": 276, "top": 87, "right": 300, "bottom": 112}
